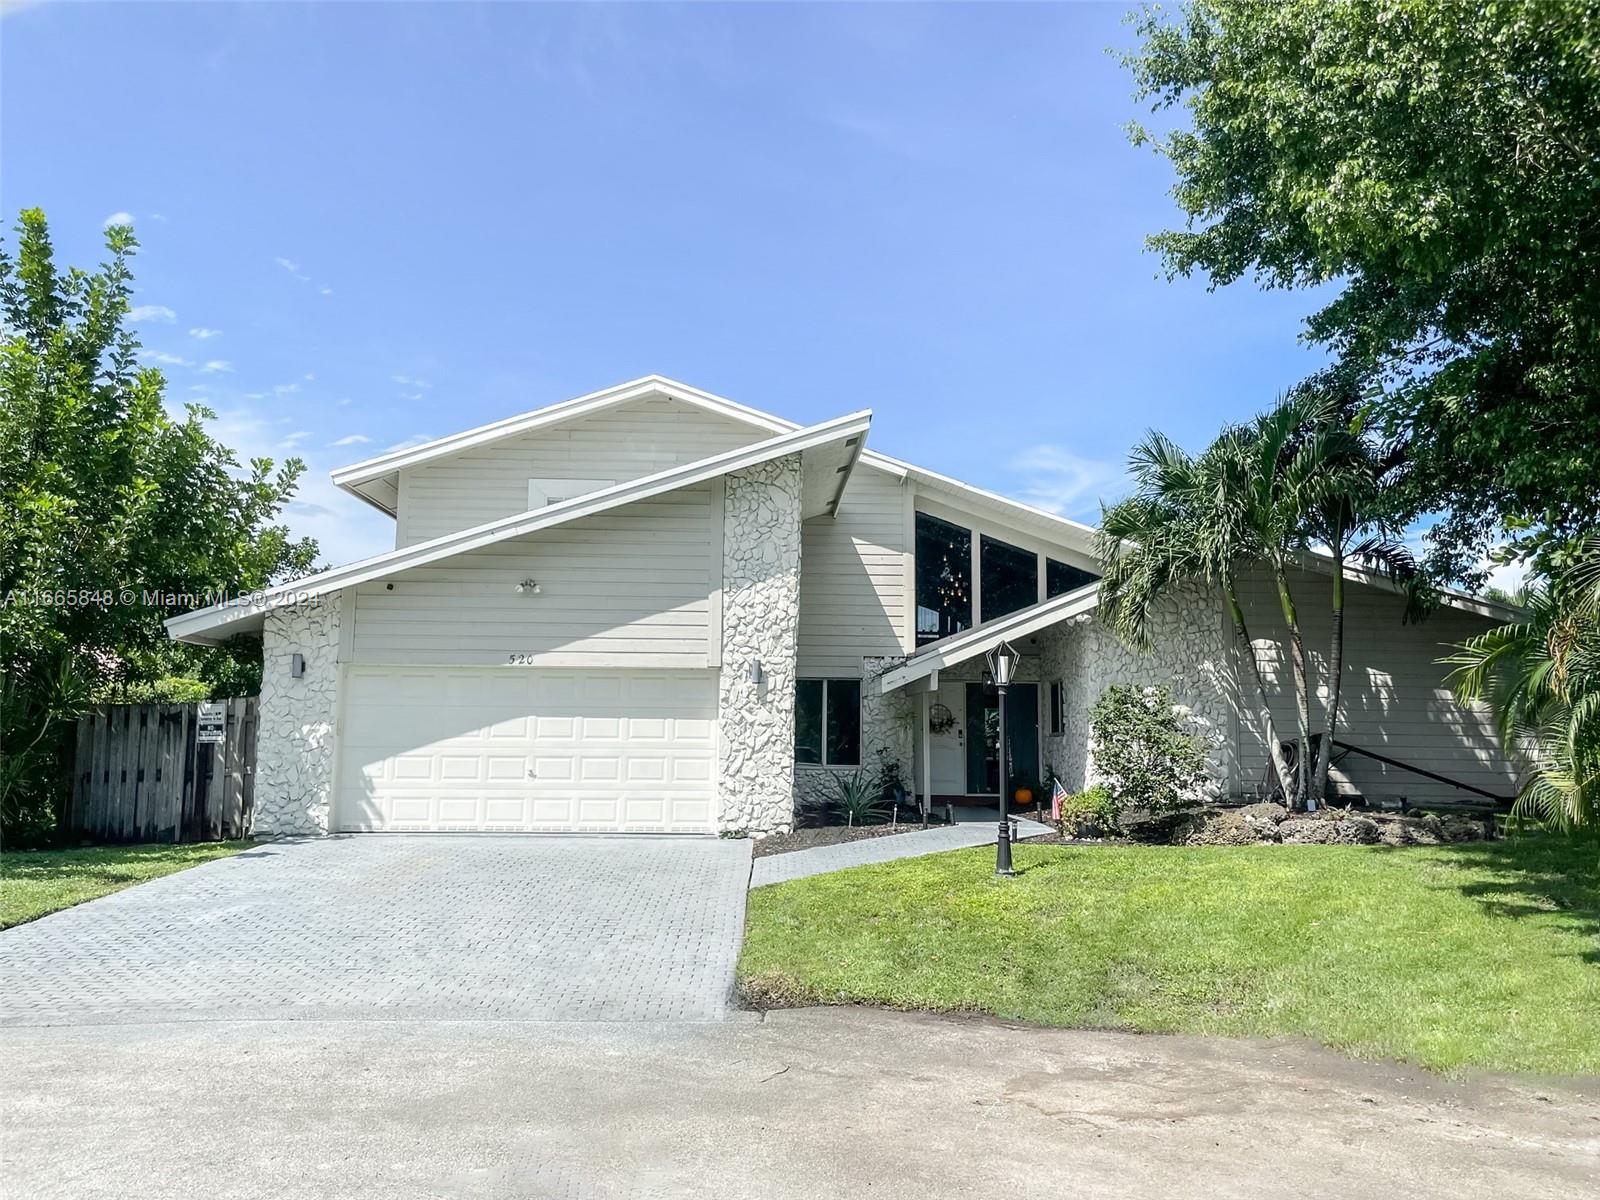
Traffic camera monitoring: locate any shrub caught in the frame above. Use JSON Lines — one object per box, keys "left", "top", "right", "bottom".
{"left": 832, "top": 769, "right": 890, "bottom": 826}
{"left": 102, "top": 676, "right": 213, "bottom": 705}
{"left": 1088, "top": 683, "right": 1211, "bottom": 812}
{"left": 1058, "top": 784, "right": 1120, "bottom": 835}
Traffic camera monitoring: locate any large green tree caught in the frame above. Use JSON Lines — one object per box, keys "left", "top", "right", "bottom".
{"left": 0, "top": 210, "right": 317, "bottom": 841}
{"left": 1125, "top": 0, "right": 1600, "bottom": 584}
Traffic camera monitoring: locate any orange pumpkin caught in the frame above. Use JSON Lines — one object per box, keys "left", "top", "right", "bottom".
{"left": 1013, "top": 786, "right": 1034, "bottom": 806}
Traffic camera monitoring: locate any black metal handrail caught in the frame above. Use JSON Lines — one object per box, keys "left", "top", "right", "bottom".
{"left": 1330, "top": 739, "right": 1514, "bottom": 806}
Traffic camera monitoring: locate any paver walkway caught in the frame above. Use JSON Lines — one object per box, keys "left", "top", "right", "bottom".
{"left": 0, "top": 835, "right": 753, "bottom": 1026}
{"left": 750, "top": 817, "right": 1052, "bottom": 886}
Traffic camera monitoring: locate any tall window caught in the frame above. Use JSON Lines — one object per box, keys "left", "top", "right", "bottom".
{"left": 794, "top": 678, "right": 862, "bottom": 766}
{"left": 980, "top": 535, "right": 1038, "bottom": 622}
{"left": 1049, "top": 680, "right": 1065, "bottom": 736}
{"left": 1046, "top": 557, "right": 1100, "bottom": 598}
{"left": 915, "top": 513, "right": 972, "bottom": 646}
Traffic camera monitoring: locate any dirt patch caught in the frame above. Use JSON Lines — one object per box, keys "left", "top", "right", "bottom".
{"left": 751, "top": 823, "right": 939, "bottom": 858}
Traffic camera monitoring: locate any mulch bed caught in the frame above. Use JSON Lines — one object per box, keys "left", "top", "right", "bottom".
{"left": 751, "top": 823, "right": 942, "bottom": 858}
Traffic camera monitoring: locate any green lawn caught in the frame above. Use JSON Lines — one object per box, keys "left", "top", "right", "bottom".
{"left": 740, "top": 839, "right": 1600, "bottom": 1076}
{"left": 1, "top": 842, "right": 251, "bottom": 929}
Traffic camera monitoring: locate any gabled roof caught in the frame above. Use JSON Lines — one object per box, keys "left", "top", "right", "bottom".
{"left": 168, "top": 411, "right": 871, "bottom": 646}
{"left": 329, "top": 374, "right": 1098, "bottom": 556}
{"left": 878, "top": 582, "right": 1103, "bottom": 693}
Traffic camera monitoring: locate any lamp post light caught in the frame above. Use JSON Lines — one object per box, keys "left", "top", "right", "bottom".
{"left": 986, "top": 639, "right": 1020, "bottom": 877}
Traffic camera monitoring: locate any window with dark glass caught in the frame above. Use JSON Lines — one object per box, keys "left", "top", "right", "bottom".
{"left": 915, "top": 513, "right": 972, "bottom": 646}
{"left": 1049, "top": 680, "right": 1065, "bottom": 736}
{"left": 794, "top": 678, "right": 861, "bottom": 767}
{"left": 794, "top": 680, "right": 824, "bottom": 764}
{"left": 1046, "top": 557, "right": 1100, "bottom": 598}
{"left": 980, "top": 535, "right": 1038, "bottom": 622}
{"left": 825, "top": 678, "right": 861, "bottom": 766}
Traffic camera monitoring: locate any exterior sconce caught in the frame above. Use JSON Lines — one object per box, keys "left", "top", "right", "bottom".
{"left": 291, "top": 653, "right": 306, "bottom": 679}
{"left": 747, "top": 660, "right": 763, "bottom": 685}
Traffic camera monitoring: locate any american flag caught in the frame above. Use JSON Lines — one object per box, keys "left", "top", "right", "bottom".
{"left": 1050, "top": 777, "right": 1068, "bottom": 822}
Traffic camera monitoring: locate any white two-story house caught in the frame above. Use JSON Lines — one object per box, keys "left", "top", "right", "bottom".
{"left": 166, "top": 376, "right": 1519, "bottom": 837}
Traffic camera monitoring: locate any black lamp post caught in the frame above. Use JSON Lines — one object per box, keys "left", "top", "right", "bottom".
{"left": 987, "top": 639, "right": 1020, "bottom": 877}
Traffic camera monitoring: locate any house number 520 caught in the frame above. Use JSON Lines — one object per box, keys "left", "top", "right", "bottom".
{"left": 507, "top": 653, "right": 538, "bottom": 665}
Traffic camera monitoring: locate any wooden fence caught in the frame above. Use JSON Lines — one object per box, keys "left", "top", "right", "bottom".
{"left": 66, "top": 699, "right": 259, "bottom": 843}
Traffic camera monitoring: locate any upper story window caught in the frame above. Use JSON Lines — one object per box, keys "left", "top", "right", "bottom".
{"left": 529, "top": 478, "right": 614, "bottom": 508}
{"left": 1046, "top": 557, "right": 1100, "bottom": 598}
{"left": 915, "top": 513, "right": 972, "bottom": 646}
{"left": 980, "top": 535, "right": 1038, "bottom": 622}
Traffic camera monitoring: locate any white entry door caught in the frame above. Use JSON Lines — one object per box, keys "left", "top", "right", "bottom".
{"left": 928, "top": 684, "right": 967, "bottom": 796}
{"left": 336, "top": 666, "right": 718, "bottom": 833}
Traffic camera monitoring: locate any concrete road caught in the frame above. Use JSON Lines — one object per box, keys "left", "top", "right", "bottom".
{"left": 4, "top": 1007, "right": 1595, "bottom": 1199}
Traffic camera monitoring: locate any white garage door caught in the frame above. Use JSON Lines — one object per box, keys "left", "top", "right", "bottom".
{"left": 336, "top": 667, "right": 718, "bottom": 833}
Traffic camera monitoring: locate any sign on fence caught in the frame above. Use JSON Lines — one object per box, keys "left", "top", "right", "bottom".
{"left": 67, "top": 698, "right": 258, "bottom": 844}
{"left": 196, "top": 701, "right": 227, "bottom": 744}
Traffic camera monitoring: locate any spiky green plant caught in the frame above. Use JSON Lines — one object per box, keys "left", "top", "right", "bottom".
{"left": 1447, "top": 538, "right": 1600, "bottom": 834}
{"left": 831, "top": 769, "right": 890, "bottom": 827}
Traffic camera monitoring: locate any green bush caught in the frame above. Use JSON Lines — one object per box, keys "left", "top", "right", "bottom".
{"left": 1058, "top": 784, "right": 1120, "bottom": 834}
{"left": 102, "top": 676, "right": 213, "bottom": 705}
{"left": 1088, "top": 684, "right": 1211, "bottom": 812}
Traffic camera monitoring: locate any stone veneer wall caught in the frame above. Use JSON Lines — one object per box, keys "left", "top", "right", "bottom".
{"left": 253, "top": 594, "right": 343, "bottom": 837}
{"left": 717, "top": 455, "right": 803, "bottom": 835}
{"left": 1037, "top": 585, "right": 1238, "bottom": 797}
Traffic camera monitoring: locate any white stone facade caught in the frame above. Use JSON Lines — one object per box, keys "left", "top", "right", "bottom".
{"left": 253, "top": 595, "right": 342, "bottom": 837}
{"left": 1036, "top": 585, "right": 1237, "bottom": 797}
{"left": 716, "top": 455, "right": 803, "bottom": 835}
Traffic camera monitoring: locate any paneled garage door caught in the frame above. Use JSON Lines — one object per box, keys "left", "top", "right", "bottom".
{"left": 336, "top": 667, "right": 719, "bottom": 833}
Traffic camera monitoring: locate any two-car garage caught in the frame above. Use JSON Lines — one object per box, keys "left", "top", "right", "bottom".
{"left": 334, "top": 667, "right": 719, "bottom": 834}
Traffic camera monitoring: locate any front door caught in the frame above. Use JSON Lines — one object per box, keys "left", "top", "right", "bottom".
{"left": 928, "top": 686, "right": 967, "bottom": 796}
{"left": 964, "top": 681, "right": 1039, "bottom": 798}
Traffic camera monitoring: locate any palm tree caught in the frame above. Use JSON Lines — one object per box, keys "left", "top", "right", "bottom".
{"left": 1447, "top": 538, "right": 1600, "bottom": 833}
{"left": 1097, "top": 430, "right": 1298, "bottom": 802}
{"left": 1102, "top": 391, "right": 1415, "bottom": 810}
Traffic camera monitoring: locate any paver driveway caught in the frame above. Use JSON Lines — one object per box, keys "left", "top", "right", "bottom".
{"left": 0, "top": 835, "right": 753, "bottom": 1026}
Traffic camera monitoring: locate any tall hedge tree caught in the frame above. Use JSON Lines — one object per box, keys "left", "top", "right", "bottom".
{"left": 1125, "top": 0, "right": 1600, "bottom": 584}
{"left": 0, "top": 210, "right": 317, "bottom": 842}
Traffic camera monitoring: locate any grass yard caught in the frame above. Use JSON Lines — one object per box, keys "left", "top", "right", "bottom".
{"left": 1, "top": 842, "right": 251, "bottom": 929}
{"left": 739, "top": 838, "right": 1600, "bottom": 1076}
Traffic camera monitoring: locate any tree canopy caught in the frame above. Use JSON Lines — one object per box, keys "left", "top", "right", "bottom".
{"left": 1125, "top": 0, "right": 1600, "bottom": 584}
{"left": 0, "top": 209, "right": 317, "bottom": 840}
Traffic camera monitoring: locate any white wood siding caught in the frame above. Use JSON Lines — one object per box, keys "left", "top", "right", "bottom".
{"left": 395, "top": 396, "right": 764, "bottom": 547}
{"left": 350, "top": 485, "right": 715, "bottom": 667}
{"left": 797, "top": 466, "right": 908, "bottom": 677}
{"left": 1233, "top": 566, "right": 1516, "bottom": 805}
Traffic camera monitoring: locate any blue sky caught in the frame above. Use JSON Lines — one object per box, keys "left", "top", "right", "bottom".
{"left": 2, "top": 2, "right": 1328, "bottom": 566}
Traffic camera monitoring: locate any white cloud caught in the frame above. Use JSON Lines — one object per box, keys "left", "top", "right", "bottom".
{"left": 1005, "top": 445, "right": 1123, "bottom": 520}
{"left": 391, "top": 373, "right": 432, "bottom": 389}
{"left": 329, "top": 434, "right": 372, "bottom": 447}
{"left": 274, "top": 256, "right": 313, "bottom": 283}
{"left": 319, "top": 286, "right": 333, "bottom": 296}
{"left": 147, "top": 213, "right": 168, "bottom": 223}
{"left": 198, "top": 359, "right": 234, "bottom": 374}
{"left": 128, "top": 304, "right": 176, "bottom": 323}
{"left": 103, "top": 212, "right": 135, "bottom": 228}
{"left": 281, "top": 431, "right": 313, "bottom": 449}
{"left": 303, "top": 372, "right": 315, "bottom": 381}
{"left": 188, "top": 327, "right": 222, "bottom": 340}
{"left": 272, "top": 382, "right": 300, "bottom": 396}
{"left": 399, "top": 392, "right": 423, "bottom": 401}
{"left": 140, "top": 349, "right": 190, "bottom": 367}
{"left": 384, "top": 434, "right": 435, "bottom": 453}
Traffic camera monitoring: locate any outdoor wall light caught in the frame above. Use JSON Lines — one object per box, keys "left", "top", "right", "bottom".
{"left": 291, "top": 653, "right": 306, "bottom": 679}
{"left": 747, "top": 660, "right": 763, "bottom": 685}
{"left": 515, "top": 579, "right": 541, "bottom": 595}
